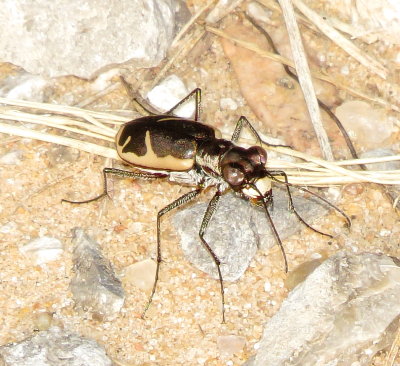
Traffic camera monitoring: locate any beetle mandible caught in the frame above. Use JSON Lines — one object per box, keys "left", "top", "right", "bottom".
{"left": 63, "top": 88, "right": 350, "bottom": 323}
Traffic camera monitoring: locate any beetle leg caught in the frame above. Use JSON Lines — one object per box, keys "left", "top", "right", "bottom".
{"left": 142, "top": 188, "right": 202, "bottom": 319}
{"left": 165, "top": 88, "right": 202, "bottom": 121}
{"left": 119, "top": 76, "right": 157, "bottom": 116}
{"left": 230, "top": 116, "right": 290, "bottom": 149}
{"left": 250, "top": 184, "right": 288, "bottom": 273}
{"left": 62, "top": 167, "right": 168, "bottom": 204}
{"left": 266, "top": 170, "right": 350, "bottom": 235}
{"left": 198, "top": 189, "right": 226, "bottom": 323}
{"left": 231, "top": 115, "right": 262, "bottom": 145}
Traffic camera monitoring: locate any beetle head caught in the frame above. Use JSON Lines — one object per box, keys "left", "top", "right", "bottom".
{"left": 221, "top": 145, "right": 271, "bottom": 198}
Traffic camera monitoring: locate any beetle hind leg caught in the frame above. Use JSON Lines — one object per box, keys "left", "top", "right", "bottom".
{"left": 62, "top": 167, "right": 168, "bottom": 205}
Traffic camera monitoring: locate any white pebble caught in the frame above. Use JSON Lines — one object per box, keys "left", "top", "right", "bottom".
{"left": 340, "top": 65, "right": 350, "bottom": 75}
{"left": 217, "top": 335, "right": 246, "bottom": 356}
{"left": 0, "top": 221, "right": 17, "bottom": 234}
{"left": 0, "top": 151, "right": 23, "bottom": 165}
{"left": 220, "top": 97, "right": 238, "bottom": 111}
{"left": 335, "top": 101, "right": 393, "bottom": 148}
{"left": 124, "top": 259, "right": 157, "bottom": 291}
{"left": 147, "top": 75, "right": 195, "bottom": 118}
{"left": 20, "top": 236, "right": 63, "bottom": 265}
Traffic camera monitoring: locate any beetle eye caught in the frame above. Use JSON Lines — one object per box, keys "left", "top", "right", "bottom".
{"left": 222, "top": 164, "right": 245, "bottom": 186}
{"left": 247, "top": 146, "right": 267, "bottom": 165}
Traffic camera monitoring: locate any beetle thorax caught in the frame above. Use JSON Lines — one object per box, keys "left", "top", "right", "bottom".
{"left": 195, "top": 139, "right": 233, "bottom": 178}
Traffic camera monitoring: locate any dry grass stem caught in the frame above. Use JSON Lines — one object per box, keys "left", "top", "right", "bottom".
{"left": 278, "top": 0, "right": 333, "bottom": 161}
{"left": 150, "top": 27, "right": 206, "bottom": 90}
{"left": 75, "top": 81, "right": 121, "bottom": 109}
{"left": 1, "top": 99, "right": 399, "bottom": 187}
{"left": 206, "top": 26, "right": 399, "bottom": 112}
{"left": 171, "top": 0, "right": 218, "bottom": 48}
{"left": 205, "top": 0, "right": 246, "bottom": 24}
{"left": 385, "top": 320, "right": 400, "bottom": 366}
{"left": 293, "top": 0, "right": 388, "bottom": 79}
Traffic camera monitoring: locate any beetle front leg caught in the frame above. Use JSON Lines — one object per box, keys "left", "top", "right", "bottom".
{"left": 62, "top": 167, "right": 168, "bottom": 205}
{"left": 267, "top": 170, "right": 343, "bottom": 237}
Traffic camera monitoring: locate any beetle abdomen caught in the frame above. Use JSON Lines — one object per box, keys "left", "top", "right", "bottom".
{"left": 116, "top": 116, "right": 218, "bottom": 171}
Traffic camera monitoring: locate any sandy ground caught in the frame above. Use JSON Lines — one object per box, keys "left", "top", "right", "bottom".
{"left": 1, "top": 1, "right": 400, "bottom": 365}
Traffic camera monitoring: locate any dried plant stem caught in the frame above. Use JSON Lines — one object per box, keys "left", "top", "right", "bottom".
{"left": 171, "top": 0, "right": 218, "bottom": 47}
{"left": 293, "top": 0, "right": 388, "bottom": 79}
{"left": 278, "top": 0, "right": 333, "bottom": 161}
{"left": 150, "top": 27, "right": 206, "bottom": 90}
{"left": 205, "top": 26, "right": 399, "bottom": 112}
{"left": 1, "top": 99, "right": 399, "bottom": 186}
{"left": 0, "top": 122, "right": 118, "bottom": 160}
{"left": 385, "top": 320, "right": 400, "bottom": 366}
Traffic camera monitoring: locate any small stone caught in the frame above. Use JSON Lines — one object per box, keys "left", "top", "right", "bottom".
{"left": 0, "top": 326, "right": 112, "bottom": 366}
{"left": 124, "top": 259, "right": 157, "bottom": 291}
{"left": 0, "top": 71, "right": 49, "bottom": 101}
{"left": 146, "top": 75, "right": 196, "bottom": 118}
{"left": 33, "top": 312, "right": 54, "bottom": 331}
{"left": 335, "top": 101, "right": 393, "bottom": 149}
{"left": 219, "top": 97, "right": 238, "bottom": 111}
{"left": 70, "top": 228, "right": 125, "bottom": 319}
{"left": 47, "top": 145, "right": 80, "bottom": 166}
{"left": 19, "top": 237, "right": 63, "bottom": 265}
{"left": 360, "top": 148, "right": 400, "bottom": 208}
{"left": 217, "top": 335, "right": 246, "bottom": 356}
{"left": 0, "top": 151, "right": 23, "bottom": 165}
{"left": 173, "top": 189, "right": 330, "bottom": 281}
{"left": 173, "top": 192, "right": 258, "bottom": 282}
{"left": 249, "top": 252, "right": 400, "bottom": 366}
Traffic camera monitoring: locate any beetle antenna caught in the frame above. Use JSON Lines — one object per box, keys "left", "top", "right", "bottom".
{"left": 249, "top": 183, "right": 289, "bottom": 273}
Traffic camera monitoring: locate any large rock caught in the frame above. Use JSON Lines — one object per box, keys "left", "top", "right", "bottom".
{"left": 0, "top": 0, "right": 189, "bottom": 78}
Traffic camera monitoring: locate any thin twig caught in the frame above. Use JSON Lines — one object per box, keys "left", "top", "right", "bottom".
{"left": 205, "top": 26, "right": 399, "bottom": 112}
{"left": 385, "top": 319, "right": 400, "bottom": 366}
{"left": 149, "top": 27, "right": 206, "bottom": 90}
{"left": 171, "top": 0, "right": 218, "bottom": 47}
{"left": 0, "top": 122, "right": 118, "bottom": 160}
{"left": 292, "top": 0, "right": 388, "bottom": 79}
{"left": 244, "top": 13, "right": 362, "bottom": 164}
{"left": 1, "top": 100, "right": 399, "bottom": 186}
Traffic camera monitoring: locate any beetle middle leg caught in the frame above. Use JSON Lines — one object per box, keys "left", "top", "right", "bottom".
{"left": 62, "top": 167, "right": 168, "bottom": 204}
{"left": 198, "top": 189, "right": 226, "bottom": 323}
{"left": 165, "top": 88, "right": 202, "bottom": 121}
{"left": 231, "top": 115, "right": 290, "bottom": 148}
{"left": 142, "top": 188, "right": 202, "bottom": 319}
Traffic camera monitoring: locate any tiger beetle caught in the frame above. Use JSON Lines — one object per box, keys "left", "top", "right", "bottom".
{"left": 63, "top": 88, "right": 350, "bottom": 323}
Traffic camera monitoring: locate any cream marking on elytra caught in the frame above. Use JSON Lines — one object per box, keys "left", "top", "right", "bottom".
{"left": 118, "top": 130, "right": 194, "bottom": 171}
